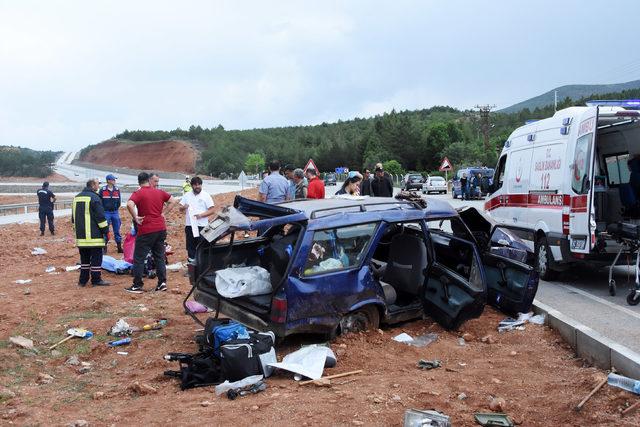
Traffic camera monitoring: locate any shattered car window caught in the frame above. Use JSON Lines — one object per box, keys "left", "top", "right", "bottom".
{"left": 304, "top": 223, "right": 377, "bottom": 276}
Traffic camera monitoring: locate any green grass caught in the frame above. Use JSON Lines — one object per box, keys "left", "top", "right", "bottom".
{"left": 0, "top": 340, "right": 9, "bottom": 349}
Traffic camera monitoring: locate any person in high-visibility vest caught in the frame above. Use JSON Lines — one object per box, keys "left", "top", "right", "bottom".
{"left": 72, "top": 178, "right": 111, "bottom": 287}
{"left": 182, "top": 176, "right": 192, "bottom": 194}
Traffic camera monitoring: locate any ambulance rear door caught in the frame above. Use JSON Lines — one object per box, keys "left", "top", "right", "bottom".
{"left": 569, "top": 107, "right": 598, "bottom": 254}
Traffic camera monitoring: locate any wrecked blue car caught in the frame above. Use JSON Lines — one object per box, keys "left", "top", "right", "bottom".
{"left": 188, "top": 196, "right": 538, "bottom": 338}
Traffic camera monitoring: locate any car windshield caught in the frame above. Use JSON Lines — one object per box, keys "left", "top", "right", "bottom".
{"left": 408, "top": 175, "right": 422, "bottom": 181}
{"left": 431, "top": 177, "right": 445, "bottom": 182}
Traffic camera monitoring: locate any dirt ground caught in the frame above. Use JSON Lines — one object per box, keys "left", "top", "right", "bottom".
{"left": 0, "top": 173, "right": 71, "bottom": 183}
{"left": 1, "top": 188, "right": 639, "bottom": 426}
{"left": 80, "top": 140, "right": 197, "bottom": 174}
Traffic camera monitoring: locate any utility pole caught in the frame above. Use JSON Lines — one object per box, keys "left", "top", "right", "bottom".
{"left": 554, "top": 90, "right": 558, "bottom": 112}
{"left": 474, "top": 104, "right": 496, "bottom": 151}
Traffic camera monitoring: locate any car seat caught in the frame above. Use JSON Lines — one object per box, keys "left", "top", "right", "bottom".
{"left": 381, "top": 233, "right": 428, "bottom": 299}
{"left": 265, "top": 233, "right": 297, "bottom": 287}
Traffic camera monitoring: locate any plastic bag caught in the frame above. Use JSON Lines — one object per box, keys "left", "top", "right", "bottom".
{"left": 215, "top": 266, "right": 271, "bottom": 298}
{"left": 215, "top": 374, "right": 263, "bottom": 396}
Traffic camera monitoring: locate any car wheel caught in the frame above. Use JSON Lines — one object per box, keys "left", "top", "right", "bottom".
{"left": 535, "top": 235, "right": 556, "bottom": 281}
{"left": 339, "top": 305, "right": 380, "bottom": 335}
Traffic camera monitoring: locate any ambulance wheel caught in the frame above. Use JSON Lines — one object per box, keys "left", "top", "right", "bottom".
{"left": 535, "top": 236, "right": 556, "bottom": 281}
{"left": 627, "top": 290, "right": 640, "bottom": 306}
{"left": 339, "top": 305, "right": 380, "bottom": 335}
{"left": 609, "top": 280, "right": 616, "bottom": 296}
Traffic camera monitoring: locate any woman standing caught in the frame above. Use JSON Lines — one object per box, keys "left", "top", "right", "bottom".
{"left": 336, "top": 172, "right": 363, "bottom": 196}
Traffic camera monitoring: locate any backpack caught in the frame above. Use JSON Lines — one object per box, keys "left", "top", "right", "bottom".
{"left": 164, "top": 352, "right": 223, "bottom": 390}
{"left": 201, "top": 318, "right": 249, "bottom": 356}
{"left": 220, "top": 331, "right": 276, "bottom": 382}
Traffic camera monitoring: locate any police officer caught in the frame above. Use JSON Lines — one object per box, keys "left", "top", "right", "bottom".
{"left": 72, "top": 178, "right": 111, "bottom": 287}
{"left": 99, "top": 174, "right": 123, "bottom": 253}
{"left": 37, "top": 181, "right": 56, "bottom": 236}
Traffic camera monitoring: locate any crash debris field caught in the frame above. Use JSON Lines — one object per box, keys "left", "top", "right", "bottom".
{"left": 1, "top": 188, "right": 639, "bottom": 426}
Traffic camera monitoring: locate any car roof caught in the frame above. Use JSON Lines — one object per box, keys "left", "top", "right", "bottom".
{"left": 280, "top": 196, "right": 457, "bottom": 219}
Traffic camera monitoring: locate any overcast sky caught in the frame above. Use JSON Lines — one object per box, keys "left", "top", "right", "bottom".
{"left": 1, "top": 0, "right": 639, "bottom": 152}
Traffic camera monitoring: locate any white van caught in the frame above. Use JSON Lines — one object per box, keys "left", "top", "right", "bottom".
{"left": 486, "top": 100, "right": 640, "bottom": 285}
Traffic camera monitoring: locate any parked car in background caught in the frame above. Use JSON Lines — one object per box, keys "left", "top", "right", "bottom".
{"left": 189, "top": 195, "right": 538, "bottom": 339}
{"left": 324, "top": 173, "right": 337, "bottom": 186}
{"left": 452, "top": 167, "right": 494, "bottom": 199}
{"left": 401, "top": 173, "right": 424, "bottom": 191}
{"left": 422, "top": 176, "right": 447, "bottom": 194}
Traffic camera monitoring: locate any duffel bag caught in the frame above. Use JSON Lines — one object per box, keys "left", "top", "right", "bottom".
{"left": 164, "top": 352, "right": 223, "bottom": 390}
{"left": 202, "top": 318, "right": 249, "bottom": 356}
{"left": 220, "top": 331, "right": 276, "bottom": 382}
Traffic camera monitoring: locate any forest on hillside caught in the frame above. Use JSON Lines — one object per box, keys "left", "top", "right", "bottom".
{"left": 0, "top": 146, "right": 59, "bottom": 177}
{"left": 113, "top": 87, "right": 640, "bottom": 177}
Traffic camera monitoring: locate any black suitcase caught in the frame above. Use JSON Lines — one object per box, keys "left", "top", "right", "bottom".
{"left": 220, "top": 331, "right": 275, "bottom": 382}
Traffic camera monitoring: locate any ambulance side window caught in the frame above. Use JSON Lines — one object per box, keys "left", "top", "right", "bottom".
{"left": 494, "top": 155, "right": 507, "bottom": 190}
{"left": 572, "top": 133, "right": 593, "bottom": 194}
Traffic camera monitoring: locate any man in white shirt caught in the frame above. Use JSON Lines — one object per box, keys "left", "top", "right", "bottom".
{"left": 178, "top": 176, "right": 216, "bottom": 263}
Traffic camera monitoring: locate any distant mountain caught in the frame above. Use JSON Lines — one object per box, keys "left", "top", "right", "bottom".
{"left": 499, "top": 79, "right": 640, "bottom": 113}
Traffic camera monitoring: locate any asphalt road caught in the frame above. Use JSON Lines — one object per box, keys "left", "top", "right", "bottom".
{"left": 426, "top": 191, "right": 640, "bottom": 354}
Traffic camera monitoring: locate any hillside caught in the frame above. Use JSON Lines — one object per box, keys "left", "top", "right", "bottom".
{"left": 500, "top": 79, "right": 640, "bottom": 113}
{"left": 0, "top": 146, "right": 60, "bottom": 178}
{"left": 79, "top": 139, "right": 198, "bottom": 174}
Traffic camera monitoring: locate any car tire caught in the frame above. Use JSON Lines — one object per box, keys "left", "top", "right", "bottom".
{"left": 339, "top": 305, "right": 380, "bottom": 335}
{"left": 535, "top": 235, "right": 557, "bottom": 281}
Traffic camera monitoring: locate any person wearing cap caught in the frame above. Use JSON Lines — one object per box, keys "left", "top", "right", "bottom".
{"left": 36, "top": 181, "right": 56, "bottom": 236}
{"left": 371, "top": 165, "right": 394, "bottom": 197}
{"left": 99, "top": 173, "right": 123, "bottom": 253}
{"left": 306, "top": 167, "right": 325, "bottom": 199}
{"left": 72, "top": 178, "right": 111, "bottom": 287}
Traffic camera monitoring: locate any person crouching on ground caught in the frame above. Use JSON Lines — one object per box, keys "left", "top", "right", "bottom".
{"left": 336, "top": 171, "right": 363, "bottom": 196}
{"left": 178, "top": 176, "right": 216, "bottom": 265}
{"left": 125, "top": 172, "right": 179, "bottom": 294}
{"left": 72, "top": 178, "right": 111, "bottom": 287}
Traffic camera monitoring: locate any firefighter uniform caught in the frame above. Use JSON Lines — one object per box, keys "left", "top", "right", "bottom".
{"left": 72, "top": 185, "right": 110, "bottom": 286}
{"left": 99, "top": 175, "right": 122, "bottom": 252}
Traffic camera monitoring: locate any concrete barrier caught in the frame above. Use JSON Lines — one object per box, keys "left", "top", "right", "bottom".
{"left": 534, "top": 300, "right": 640, "bottom": 378}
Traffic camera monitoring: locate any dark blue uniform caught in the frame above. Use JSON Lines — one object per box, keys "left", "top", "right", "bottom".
{"left": 99, "top": 185, "right": 122, "bottom": 244}
{"left": 37, "top": 186, "right": 55, "bottom": 235}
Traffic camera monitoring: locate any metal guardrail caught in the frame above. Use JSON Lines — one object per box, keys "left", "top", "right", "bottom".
{"left": 0, "top": 200, "right": 74, "bottom": 216}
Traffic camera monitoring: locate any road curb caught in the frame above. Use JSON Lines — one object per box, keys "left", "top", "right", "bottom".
{"left": 533, "top": 300, "right": 640, "bottom": 378}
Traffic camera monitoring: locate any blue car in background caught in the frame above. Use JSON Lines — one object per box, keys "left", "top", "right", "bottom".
{"left": 189, "top": 195, "right": 537, "bottom": 338}
{"left": 452, "top": 167, "right": 494, "bottom": 199}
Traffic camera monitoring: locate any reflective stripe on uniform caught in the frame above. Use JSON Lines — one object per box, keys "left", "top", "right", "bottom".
{"left": 97, "top": 220, "right": 108, "bottom": 228}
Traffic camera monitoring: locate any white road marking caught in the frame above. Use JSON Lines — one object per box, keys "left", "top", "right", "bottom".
{"left": 557, "top": 283, "right": 640, "bottom": 321}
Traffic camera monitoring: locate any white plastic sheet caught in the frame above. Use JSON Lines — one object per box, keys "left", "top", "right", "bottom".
{"left": 215, "top": 266, "right": 272, "bottom": 298}
{"left": 267, "top": 345, "right": 330, "bottom": 380}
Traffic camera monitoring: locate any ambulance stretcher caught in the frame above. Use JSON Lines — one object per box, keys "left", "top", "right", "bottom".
{"left": 605, "top": 222, "right": 640, "bottom": 305}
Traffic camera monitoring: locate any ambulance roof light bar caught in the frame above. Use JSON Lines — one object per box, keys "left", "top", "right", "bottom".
{"left": 585, "top": 99, "right": 640, "bottom": 109}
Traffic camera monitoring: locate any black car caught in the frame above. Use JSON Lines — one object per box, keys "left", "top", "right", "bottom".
{"left": 401, "top": 173, "right": 424, "bottom": 191}
{"left": 324, "top": 173, "right": 337, "bottom": 186}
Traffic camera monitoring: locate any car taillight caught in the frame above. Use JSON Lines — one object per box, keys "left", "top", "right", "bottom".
{"left": 271, "top": 294, "right": 287, "bottom": 323}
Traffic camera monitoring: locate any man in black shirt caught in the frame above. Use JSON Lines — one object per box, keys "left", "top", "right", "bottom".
{"left": 37, "top": 181, "right": 56, "bottom": 236}
{"left": 360, "top": 168, "right": 373, "bottom": 196}
{"left": 371, "top": 166, "right": 394, "bottom": 197}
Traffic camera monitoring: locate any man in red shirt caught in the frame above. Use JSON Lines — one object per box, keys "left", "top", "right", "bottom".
{"left": 125, "top": 172, "right": 179, "bottom": 293}
{"left": 306, "top": 168, "right": 325, "bottom": 199}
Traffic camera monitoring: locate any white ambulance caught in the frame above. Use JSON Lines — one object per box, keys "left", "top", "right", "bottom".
{"left": 486, "top": 100, "right": 640, "bottom": 286}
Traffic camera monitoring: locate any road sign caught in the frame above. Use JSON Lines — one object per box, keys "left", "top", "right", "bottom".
{"left": 304, "top": 159, "right": 319, "bottom": 173}
{"left": 335, "top": 167, "right": 344, "bottom": 174}
{"left": 439, "top": 157, "right": 453, "bottom": 172}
